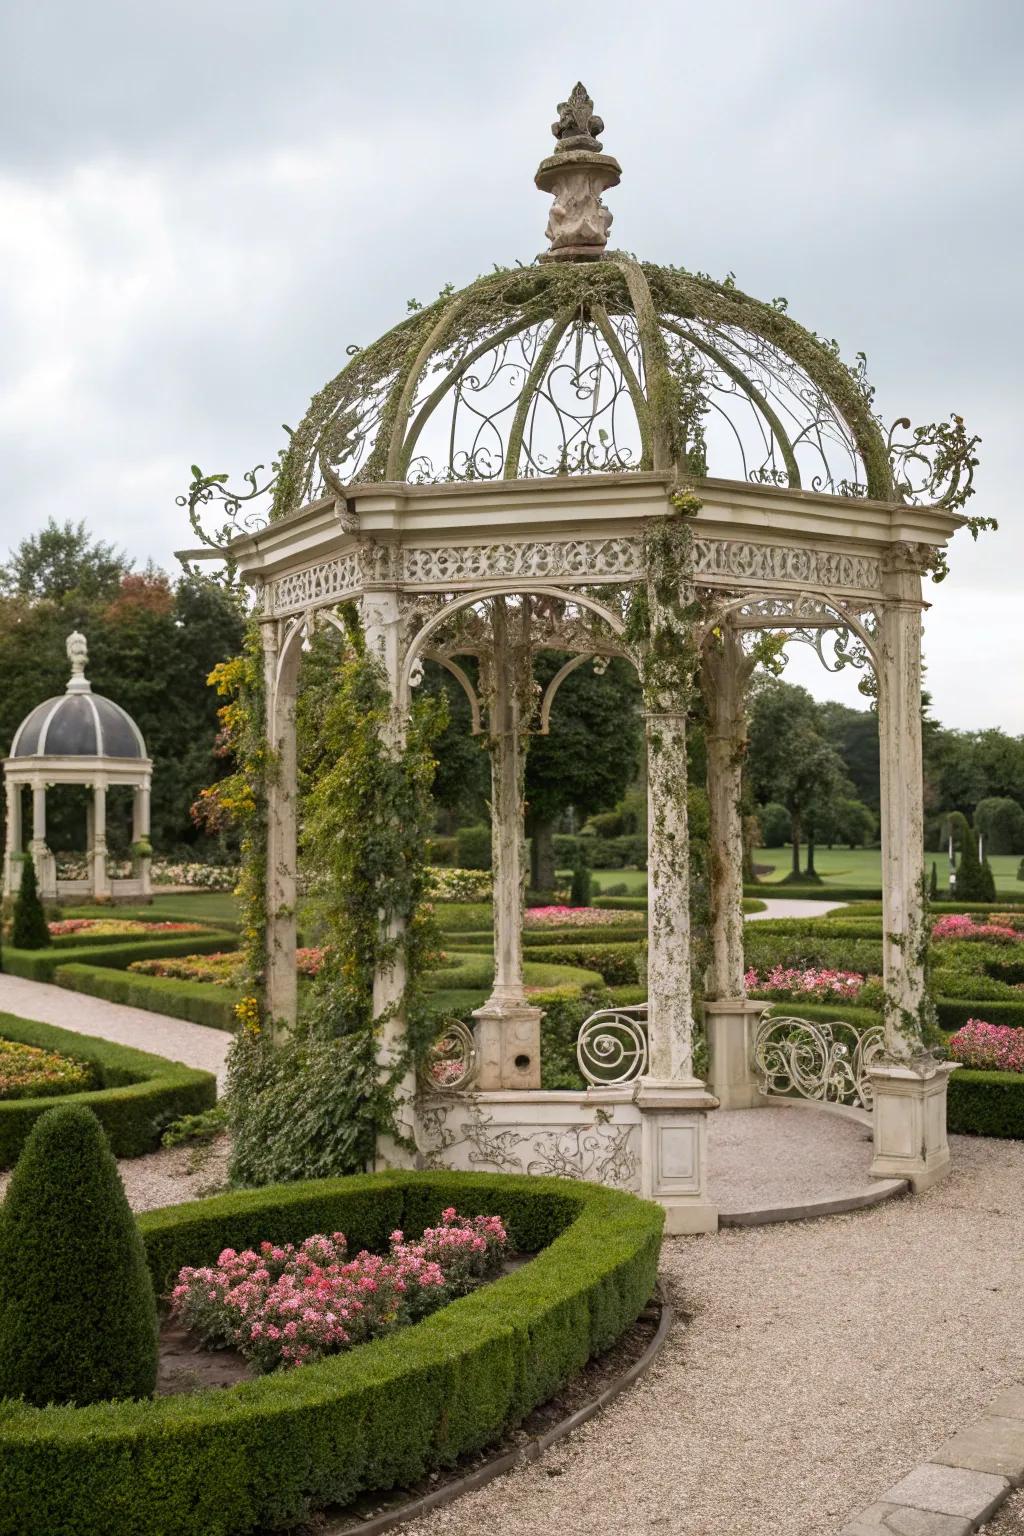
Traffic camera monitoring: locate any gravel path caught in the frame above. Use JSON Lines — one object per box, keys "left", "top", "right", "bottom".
{"left": 406, "top": 1133, "right": 1024, "bottom": 1536}
{"left": 0, "top": 972, "right": 230, "bottom": 1084}
{"left": 746, "top": 897, "right": 850, "bottom": 920}
{"left": 707, "top": 1103, "right": 880, "bottom": 1213}
{"left": 0, "top": 1137, "right": 230, "bottom": 1211}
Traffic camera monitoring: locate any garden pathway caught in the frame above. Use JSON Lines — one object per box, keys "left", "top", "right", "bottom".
{"left": 746, "top": 896, "right": 850, "bottom": 920}
{"left": 0, "top": 972, "right": 229, "bottom": 1083}
{"left": 405, "top": 1133, "right": 1024, "bottom": 1536}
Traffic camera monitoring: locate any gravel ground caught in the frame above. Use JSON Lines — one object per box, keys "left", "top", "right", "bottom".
{"left": 984, "top": 1488, "right": 1024, "bottom": 1533}
{"left": 707, "top": 1104, "right": 882, "bottom": 1213}
{"left": 0, "top": 1136, "right": 231, "bottom": 1211}
{"left": 0, "top": 971, "right": 230, "bottom": 1084}
{"left": 746, "top": 898, "right": 849, "bottom": 921}
{"left": 406, "top": 1133, "right": 1024, "bottom": 1536}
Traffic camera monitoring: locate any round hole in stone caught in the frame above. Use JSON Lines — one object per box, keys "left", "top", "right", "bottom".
{"left": 514, "top": 1054, "right": 531, "bottom": 1071}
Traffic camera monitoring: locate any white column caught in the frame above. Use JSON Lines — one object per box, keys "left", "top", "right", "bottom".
{"left": 472, "top": 598, "right": 541, "bottom": 1091}
{"left": 869, "top": 542, "right": 955, "bottom": 1191}
{"left": 700, "top": 627, "right": 766, "bottom": 1110}
{"left": 91, "top": 781, "right": 111, "bottom": 899}
{"left": 3, "top": 776, "right": 22, "bottom": 896}
{"left": 132, "top": 778, "right": 153, "bottom": 898}
{"left": 29, "top": 779, "right": 56, "bottom": 899}
{"left": 261, "top": 619, "right": 299, "bottom": 1034}
{"left": 635, "top": 548, "right": 717, "bottom": 1236}
{"left": 362, "top": 587, "right": 417, "bottom": 1169}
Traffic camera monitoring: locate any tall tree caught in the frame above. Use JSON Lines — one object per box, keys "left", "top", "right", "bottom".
{"left": 525, "top": 655, "right": 643, "bottom": 889}
{"left": 747, "top": 679, "right": 849, "bottom": 879}
{"left": 0, "top": 519, "right": 129, "bottom": 603}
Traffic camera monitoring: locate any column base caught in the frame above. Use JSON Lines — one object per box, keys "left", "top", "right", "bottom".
{"left": 705, "top": 998, "right": 769, "bottom": 1110}
{"left": 868, "top": 1057, "right": 958, "bottom": 1192}
{"left": 635, "top": 1078, "right": 719, "bottom": 1234}
{"left": 472, "top": 997, "right": 542, "bottom": 1090}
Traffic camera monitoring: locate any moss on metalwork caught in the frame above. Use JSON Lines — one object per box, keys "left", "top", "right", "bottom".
{"left": 270, "top": 256, "right": 927, "bottom": 519}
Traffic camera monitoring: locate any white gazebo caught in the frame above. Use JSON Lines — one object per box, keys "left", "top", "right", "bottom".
{"left": 3, "top": 632, "right": 154, "bottom": 904}
{"left": 191, "top": 85, "right": 976, "bottom": 1230}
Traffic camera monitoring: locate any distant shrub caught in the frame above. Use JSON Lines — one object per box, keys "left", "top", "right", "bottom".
{"left": 11, "top": 855, "right": 49, "bottom": 950}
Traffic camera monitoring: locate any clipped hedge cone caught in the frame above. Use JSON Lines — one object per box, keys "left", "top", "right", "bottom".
{"left": 0, "top": 1103, "right": 158, "bottom": 1405}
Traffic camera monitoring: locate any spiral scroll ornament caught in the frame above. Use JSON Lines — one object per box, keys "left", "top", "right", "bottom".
{"left": 576, "top": 1004, "right": 649, "bottom": 1087}
{"left": 753, "top": 1015, "right": 884, "bottom": 1109}
{"left": 420, "top": 1019, "right": 480, "bottom": 1094}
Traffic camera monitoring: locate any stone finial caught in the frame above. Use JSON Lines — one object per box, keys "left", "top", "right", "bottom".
{"left": 65, "top": 630, "right": 91, "bottom": 694}
{"left": 551, "top": 82, "right": 605, "bottom": 151}
{"left": 535, "top": 82, "right": 621, "bottom": 264}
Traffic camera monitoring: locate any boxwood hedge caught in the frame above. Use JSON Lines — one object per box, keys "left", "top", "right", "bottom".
{"left": 2, "top": 932, "right": 236, "bottom": 984}
{"left": 53, "top": 963, "right": 240, "bottom": 1031}
{"left": 0, "top": 1170, "right": 663, "bottom": 1536}
{"left": 947, "top": 1068, "right": 1024, "bottom": 1138}
{"left": 0, "top": 1013, "right": 216, "bottom": 1167}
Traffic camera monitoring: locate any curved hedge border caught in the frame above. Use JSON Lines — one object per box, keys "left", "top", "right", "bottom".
{"left": 0, "top": 1012, "right": 216, "bottom": 1167}
{"left": 2, "top": 932, "right": 237, "bottom": 984}
{"left": 52, "top": 962, "right": 240, "bottom": 1031}
{"left": 0, "top": 1170, "right": 663, "bottom": 1536}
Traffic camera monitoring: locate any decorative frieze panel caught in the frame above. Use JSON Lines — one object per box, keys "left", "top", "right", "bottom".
{"left": 692, "top": 540, "right": 880, "bottom": 592}
{"left": 269, "top": 553, "right": 362, "bottom": 614}
{"left": 401, "top": 536, "right": 642, "bottom": 587}
{"left": 417, "top": 1095, "right": 642, "bottom": 1192}
{"left": 264, "top": 532, "right": 884, "bottom": 616}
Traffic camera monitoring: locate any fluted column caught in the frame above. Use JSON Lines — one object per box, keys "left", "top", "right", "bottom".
{"left": 700, "top": 625, "right": 765, "bottom": 1109}
{"left": 869, "top": 542, "right": 955, "bottom": 1191}
{"left": 472, "top": 597, "right": 541, "bottom": 1091}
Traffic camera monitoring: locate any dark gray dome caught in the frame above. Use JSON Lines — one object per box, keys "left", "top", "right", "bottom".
{"left": 10, "top": 691, "right": 146, "bottom": 760}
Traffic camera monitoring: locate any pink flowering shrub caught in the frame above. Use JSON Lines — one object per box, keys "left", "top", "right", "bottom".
{"left": 931, "top": 914, "right": 1022, "bottom": 945}
{"left": 744, "top": 965, "right": 877, "bottom": 1002}
{"left": 129, "top": 945, "right": 325, "bottom": 987}
{"left": 170, "top": 1208, "right": 507, "bottom": 1372}
{"left": 524, "top": 905, "right": 637, "bottom": 928}
{"left": 948, "top": 1019, "right": 1024, "bottom": 1074}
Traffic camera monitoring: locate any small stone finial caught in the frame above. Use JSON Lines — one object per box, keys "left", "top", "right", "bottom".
{"left": 65, "top": 631, "right": 91, "bottom": 694}
{"left": 551, "top": 82, "right": 604, "bottom": 152}
{"left": 535, "top": 82, "right": 621, "bottom": 264}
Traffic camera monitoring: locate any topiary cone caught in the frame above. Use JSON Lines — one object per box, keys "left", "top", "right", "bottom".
{"left": 0, "top": 1103, "right": 158, "bottom": 1406}
{"left": 10, "top": 852, "right": 50, "bottom": 950}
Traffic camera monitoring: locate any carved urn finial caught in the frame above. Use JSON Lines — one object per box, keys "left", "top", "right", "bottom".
{"left": 65, "top": 630, "right": 92, "bottom": 694}
{"left": 535, "top": 82, "right": 621, "bottom": 263}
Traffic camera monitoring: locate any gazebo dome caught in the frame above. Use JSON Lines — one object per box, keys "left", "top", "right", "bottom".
{"left": 8, "top": 632, "right": 146, "bottom": 761}
{"left": 272, "top": 83, "right": 909, "bottom": 521}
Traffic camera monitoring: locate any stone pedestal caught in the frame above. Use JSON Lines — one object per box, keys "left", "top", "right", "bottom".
{"left": 868, "top": 1057, "right": 958, "bottom": 1192}
{"left": 705, "top": 998, "right": 768, "bottom": 1110}
{"left": 636, "top": 1079, "right": 719, "bottom": 1234}
{"left": 472, "top": 999, "right": 542, "bottom": 1091}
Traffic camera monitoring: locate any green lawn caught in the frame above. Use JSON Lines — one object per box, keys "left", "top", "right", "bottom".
{"left": 753, "top": 846, "right": 1022, "bottom": 895}
{"left": 64, "top": 891, "right": 240, "bottom": 925}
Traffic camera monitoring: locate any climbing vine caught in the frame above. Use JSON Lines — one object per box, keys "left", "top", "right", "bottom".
{"left": 222, "top": 605, "right": 447, "bottom": 1186}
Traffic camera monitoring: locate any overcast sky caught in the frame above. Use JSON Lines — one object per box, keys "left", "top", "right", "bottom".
{"left": 1, "top": 0, "right": 1021, "bottom": 731}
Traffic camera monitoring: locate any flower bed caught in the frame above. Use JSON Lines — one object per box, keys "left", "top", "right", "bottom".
{"left": 744, "top": 964, "right": 880, "bottom": 1004}
{"left": 150, "top": 860, "right": 240, "bottom": 890}
{"left": 172, "top": 1209, "right": 507, "bottom": 1372}
{"left": 932, "top": 914, "right": 1023, "bottom": 944}
{"left": 427, "top": 866, "right": 493, "bottom": 902}
{"left": 0, "top": 1171, "right": 663, "bottom": 1536}
{"left": 128, "top": 946, "right": 324, "bottom": 987}
{"left": 49, "top": 918, "right": 210, "bottom": 939}
{"left": 948, "top": 1018, "right": 1024, "bottom": 1073}
{"left": 0, "top": 1038, "right": 97, "bottom": 1101}
{"left": 524, "top": 904, "right": 641, "bottom": 928}
{"left": 0, "top": 1012, "right": 215, "bottom": 1166}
